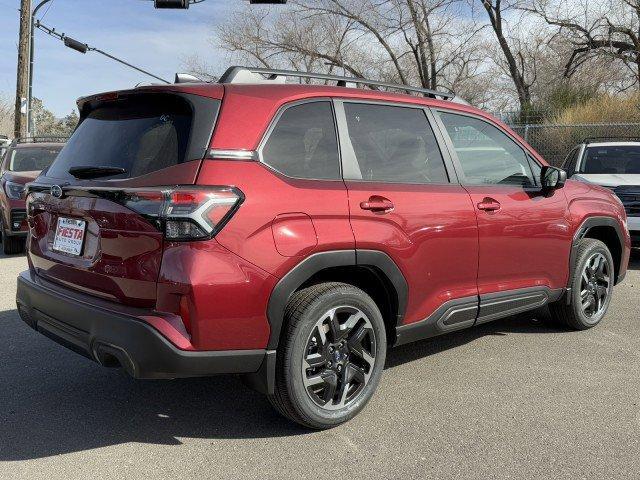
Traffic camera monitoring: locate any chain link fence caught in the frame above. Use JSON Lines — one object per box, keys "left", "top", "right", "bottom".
{"left": 509, "top": 123, "right": 640, "bottom": 167}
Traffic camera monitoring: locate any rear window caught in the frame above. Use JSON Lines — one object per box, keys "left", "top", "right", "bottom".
{"left": 47, "top": 94, "right": 215, "bottom": 180}
{"left": 8, "top": 146, "right": 62, "bottom": 172}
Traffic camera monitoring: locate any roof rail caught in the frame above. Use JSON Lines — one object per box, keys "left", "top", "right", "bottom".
{"left": 218, "top": 66, "right": 455, "bottom": 100}
{"left": 584, "top": 136, "right": 640, "bottom": 144}
{"left": 12, "top": 136, "right": 68, "bottom": 145}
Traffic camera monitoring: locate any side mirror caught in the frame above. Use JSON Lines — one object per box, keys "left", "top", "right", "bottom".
{"left": 541, "top": 166, "right": 567, "bottom": 191}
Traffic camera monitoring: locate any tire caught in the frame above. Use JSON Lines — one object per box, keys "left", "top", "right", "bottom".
{"left": 2, "top": 234, "right": 25, "bottom": 255}
{"left": 550, "top": 238, "right": 614, "bottom": 330}
{"left": 268, "top": 282, "right": 387, "bottom": 429}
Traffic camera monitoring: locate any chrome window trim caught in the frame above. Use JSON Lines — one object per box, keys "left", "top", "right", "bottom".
{"left": 207, "top": 149, "right": 258, "bottom": 161}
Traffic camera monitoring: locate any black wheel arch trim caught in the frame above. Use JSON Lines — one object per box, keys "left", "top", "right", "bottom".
{"left": 570, "top": 216, "right": 626, "bottom": 286}
{"left": 266, "top": 249, "right": 408, "bottom": 351}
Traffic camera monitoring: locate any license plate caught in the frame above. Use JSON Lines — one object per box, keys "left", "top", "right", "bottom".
{"left": 53, "top": 217, "right": 86, "bottom": 256}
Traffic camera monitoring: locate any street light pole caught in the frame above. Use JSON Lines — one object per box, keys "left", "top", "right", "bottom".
{"left": 27, "top": 0, "right": 52, "bottom": 136}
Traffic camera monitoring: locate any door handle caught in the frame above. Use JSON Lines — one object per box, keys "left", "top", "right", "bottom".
{"left": 360, "top": 196, "right": 394, "bottom": 213}
{"left": 477, "top": 197, "right": 501, "bottom": 212}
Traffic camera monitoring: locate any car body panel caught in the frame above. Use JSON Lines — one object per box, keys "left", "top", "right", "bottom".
{"left": 344, "top": 181, "right": 479, "bottom": 326}
{"left": 14, "top": 81, "right": 631, "bottom": 386}
{"left": 199, "top": 159, "right": 354, "bottom": 278}
{"left": 563, "top": 179, "right": 631, "bottom": 280}
{"left": 463, "top": 185, "right": 572, "bottom": 294}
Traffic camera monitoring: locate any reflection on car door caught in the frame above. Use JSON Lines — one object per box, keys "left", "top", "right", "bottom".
{"left": 435, "top": 110, "right": 572, "bottom": 322}
{"left": 335, "top": 100, "right": 480, "bottom": 338}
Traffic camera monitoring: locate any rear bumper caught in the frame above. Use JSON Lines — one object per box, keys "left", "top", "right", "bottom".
{"left": 16, "top": 271, "right": 267, "bottom": 379}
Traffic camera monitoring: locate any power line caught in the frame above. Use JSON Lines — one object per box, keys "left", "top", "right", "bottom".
{"left": 35, "top": 21, "right": 171, "bottom": 84}
{"left": 38, "top": 0, "right": 54, "bottom": 20}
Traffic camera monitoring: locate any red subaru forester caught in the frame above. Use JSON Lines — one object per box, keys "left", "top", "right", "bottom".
{"left": 1, "top": 139, "right": 64, "bottom": 255}
{"left": 16, "top": 67, "right": 631, "bottom": 429}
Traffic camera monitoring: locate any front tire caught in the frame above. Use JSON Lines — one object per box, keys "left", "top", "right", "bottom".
{"left": 268, "top": 282, "right": 387, "bottom": 429}
{"left": 550, "top": 238, "right": 614, "bottom": 330}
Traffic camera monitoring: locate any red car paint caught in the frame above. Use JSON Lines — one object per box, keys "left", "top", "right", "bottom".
{"left": 1, "top": 143, "right": 64, "bottom": 247}
{"left": 20, "top": 82, "right": 630, "bottom": 361}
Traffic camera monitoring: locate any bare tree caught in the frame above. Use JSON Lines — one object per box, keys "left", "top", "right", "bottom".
{"left": 0, "top": 95, "right": 14, "bottom": 138}
{"left": 527, "top": 0, "right": 640, "bottom": 91}
{"left": 472, "top": 0, "right": 540, "bottom": 110}
{"left": 211, "top": 1, "right": 485, "bottom": 96}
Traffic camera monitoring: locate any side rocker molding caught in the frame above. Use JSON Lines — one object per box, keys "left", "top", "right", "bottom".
{"left": 395, "top": 286, "right": 564, "bottom": 347}
{"left": 571, "top": 216, "right": 626, "bottom": 285}
{"left": 395, "top": 296, "right": 478, "bottom": 346}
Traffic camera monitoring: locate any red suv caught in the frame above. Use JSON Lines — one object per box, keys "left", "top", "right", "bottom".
{"left": 16, "top": 67, "right": 631, "bottom": 429}
{"left": 1, "top": 139, "right": 64, "bottom": 254}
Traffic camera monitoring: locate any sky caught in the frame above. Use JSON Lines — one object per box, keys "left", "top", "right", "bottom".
{"left": 0, "top": 0, "right": 247, "bottom": 116}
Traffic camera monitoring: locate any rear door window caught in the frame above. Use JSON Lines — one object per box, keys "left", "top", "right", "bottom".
{"left": 343, "top": 103, "right": 449, "bottom": 184}
{"left": 47, "top": 94, "right": 217, "bottom": 180}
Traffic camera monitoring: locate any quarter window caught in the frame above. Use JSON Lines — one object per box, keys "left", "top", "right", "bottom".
{"left": 262, "top": 101, "right": 340, "bottom": 180}
{"left": 343, "top": 103, "right": 449, "bottom": 184}
{"left": 440, "top": 112, "right": 535, "bottom": 187}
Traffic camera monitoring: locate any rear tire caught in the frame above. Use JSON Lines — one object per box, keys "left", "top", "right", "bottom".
{"left": 550, "top": 238, "right": 614, "bottom": 330}
{"left": 268, "top": 282, "right": 387, "bottom": 429}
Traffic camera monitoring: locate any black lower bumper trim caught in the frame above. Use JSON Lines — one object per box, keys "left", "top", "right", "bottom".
{"left": 16, "top": 271, "right": 266, "bottom": 379}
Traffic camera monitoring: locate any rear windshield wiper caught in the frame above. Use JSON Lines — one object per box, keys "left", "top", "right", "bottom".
{"left": 68, "top": 166, "right": 127, "bottom": 179}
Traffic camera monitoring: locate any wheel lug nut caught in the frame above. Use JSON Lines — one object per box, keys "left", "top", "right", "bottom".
{"left": 327, "top": 361, "right": 332, "bottom": 367}
{"left": 337, "top": 365, "right": 342, "bottom": 372}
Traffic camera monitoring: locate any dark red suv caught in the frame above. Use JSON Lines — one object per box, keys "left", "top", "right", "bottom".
{"left": 16, "top": 67, "right": 631, "bottom": 428}
{"left": 1, "top": 139, "right": 64, "bottom": 254}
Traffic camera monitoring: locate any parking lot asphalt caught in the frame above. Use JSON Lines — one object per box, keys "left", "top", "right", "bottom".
{"left": 0, "top": 249, "right": 639, "bottom": 480}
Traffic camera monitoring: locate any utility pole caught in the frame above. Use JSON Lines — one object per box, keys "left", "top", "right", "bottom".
{"left": 14, "top": 0, "right": 31, "bottom": 139}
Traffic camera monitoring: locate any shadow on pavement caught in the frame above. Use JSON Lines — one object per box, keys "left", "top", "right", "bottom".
{"left": 0, "top": 304, "right": 565, "bottom": 461}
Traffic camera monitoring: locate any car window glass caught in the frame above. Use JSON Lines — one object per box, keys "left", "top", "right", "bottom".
{"left": 527, "top": 156, "right": 542, "bottom": 185}
{"left": 262, "top": 102, "right": 340, "bottom": 180}
{"left": 9, "top": 146, "right": 62, "bottom": 172}
{"left": 440, "top": 112, "right": 535, "bottom": 187}
{"left": 563, "top": 148, "right": 579, "bottom": 175}
{"left": 342, "top": 103, "right": 448, "bottom": 184}
{"left": 580, "top": 146, "right": 640, "bottom": 174}
{"left": 47, "top": 94, "right": 200, "bottom": 180}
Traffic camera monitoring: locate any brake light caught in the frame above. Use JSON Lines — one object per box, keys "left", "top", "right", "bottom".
{"left": 120, "top": 186, "right": 243, "bottom": 241}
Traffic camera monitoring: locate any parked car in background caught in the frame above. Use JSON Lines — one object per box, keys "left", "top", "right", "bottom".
{"left": 563, "top": 138, "right": 640, "bottom": 246}
{"left": 16, "top": 67, "right": 630, "bottom": 429}
{"left": 0, "top": 135, "right": 11, "bottom": 161}
{"left": 1, "top": 138, "right": 65, "bottom": 254}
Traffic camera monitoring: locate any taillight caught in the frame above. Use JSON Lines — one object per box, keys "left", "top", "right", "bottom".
{"left": 119, "top": 186, "right": 243, "bottom": 241}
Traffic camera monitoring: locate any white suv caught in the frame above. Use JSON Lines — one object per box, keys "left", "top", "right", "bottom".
{"left": 563, "top": 138, "right": 640, "bottom": 246}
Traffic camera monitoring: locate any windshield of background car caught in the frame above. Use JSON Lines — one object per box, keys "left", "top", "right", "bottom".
{"left": 580, "top": 145, "right": 640, "bottom": 174}
{"left": 8, "top": 146, "right": 63, "bottom": 172}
